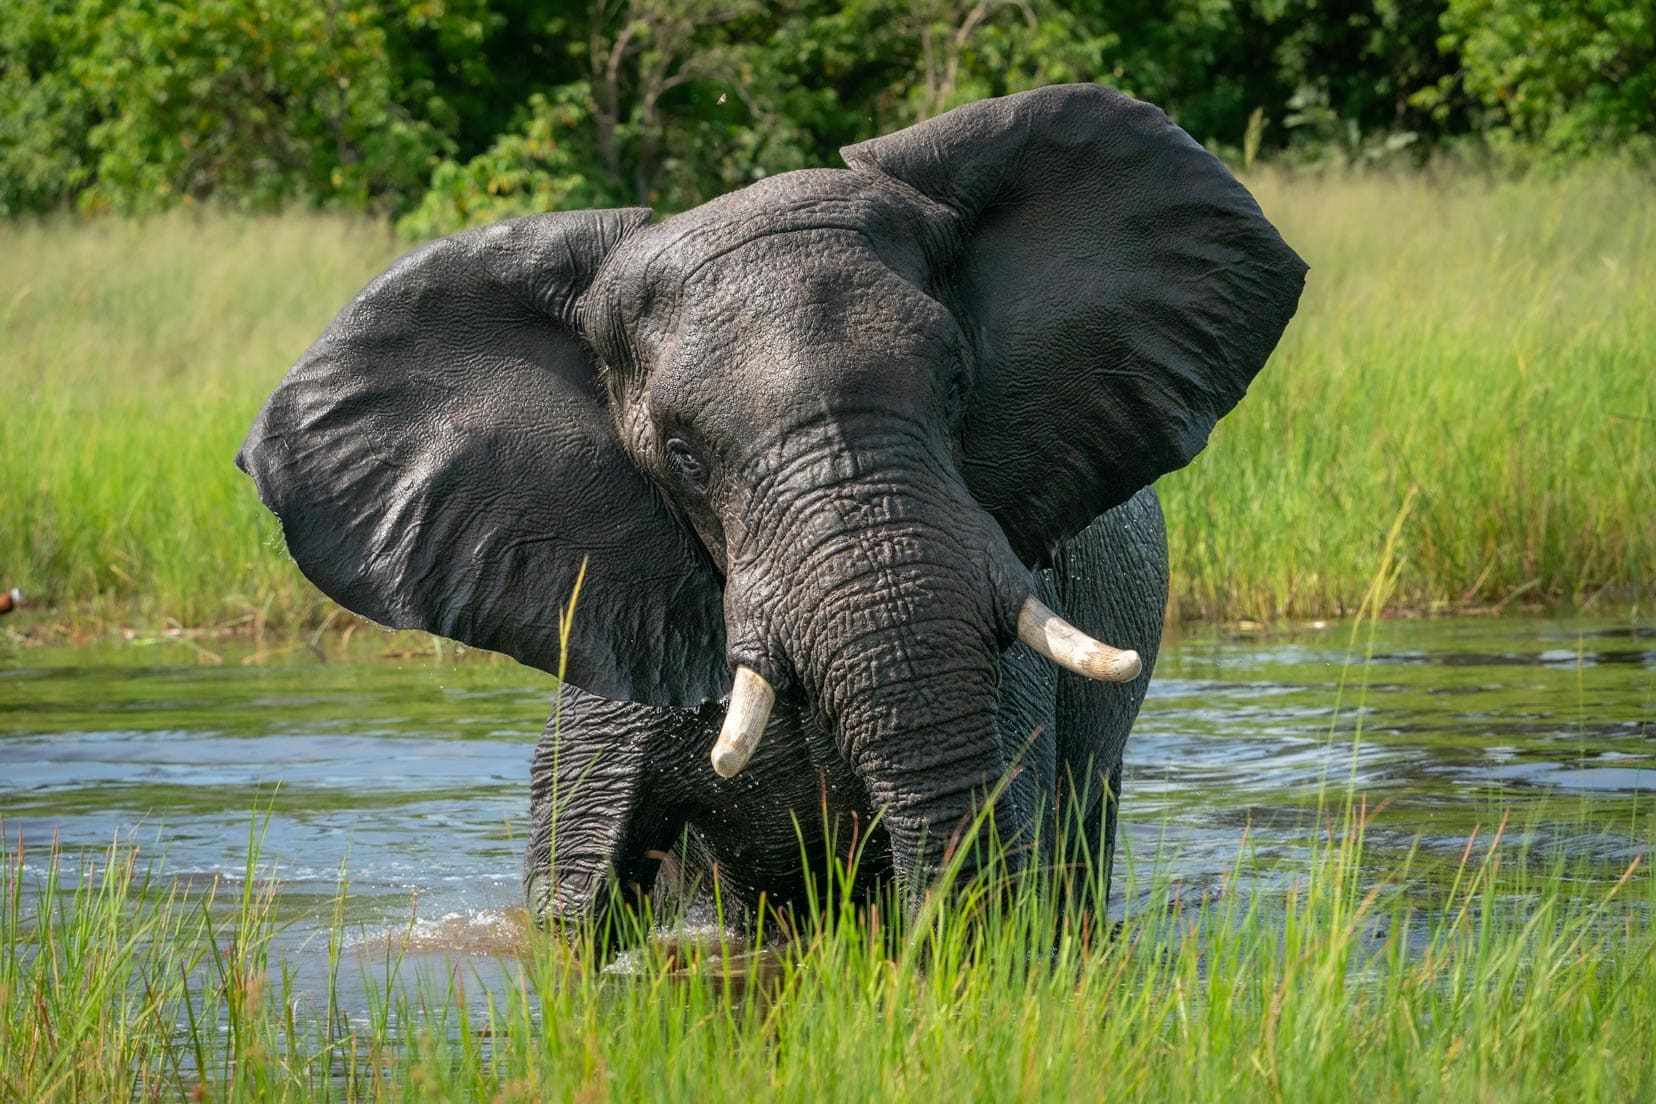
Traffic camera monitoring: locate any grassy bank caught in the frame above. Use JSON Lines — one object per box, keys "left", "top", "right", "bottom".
{"left": 0, "top": 211, "right": 402, "bottom": 633}
{"left": 4, "top": 801, "right": 1651, "bottom": 1102}
{"left": 1175, "top": 170, "right": 1656, "bottom": 621}
{"left": 2, "top": 170, "right": 1651, "bottom": 634}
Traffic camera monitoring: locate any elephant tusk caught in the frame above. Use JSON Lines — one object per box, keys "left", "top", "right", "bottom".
{"left": 1017, "top": 595, "right": 1142, "bottom": 682}
{"left": 711, "top": 666, "right": 776, "bottom": 778}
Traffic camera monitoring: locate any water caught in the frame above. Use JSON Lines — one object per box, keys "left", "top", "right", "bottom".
{"left": 1129, "top": 618, "right": 1653, "bottom": 904}
{"left": 2, "top": 616, "right": 1651, "bottom": 997}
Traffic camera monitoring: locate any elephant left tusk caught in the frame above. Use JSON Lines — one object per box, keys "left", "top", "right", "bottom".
{"left": 1017, "top": 594, "right": 1142, "bottom": 682}
{"left": 711, "top": 666, "right": 775, "bottom": 778}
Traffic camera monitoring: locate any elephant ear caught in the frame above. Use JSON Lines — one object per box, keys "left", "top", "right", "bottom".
{"left": 842, "top": 84, "right": 1307, "bottom": 565}
{"left": 237, "top": 210, "right": 730, "bottom": 706}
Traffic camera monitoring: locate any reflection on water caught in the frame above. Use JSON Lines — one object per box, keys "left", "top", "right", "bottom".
{"left": 1124, "top": 617, "right": 1654, "bottom": 897}
{"left": 2, "top": 615, "right": 1651, "bottom": 994}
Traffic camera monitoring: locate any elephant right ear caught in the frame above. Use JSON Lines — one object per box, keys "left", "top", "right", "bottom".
{"left": 238, "top": 210, "right": 731, "bottom": 706}
{"left": 843, "top": 85, "right": 1307, "bottom": 566}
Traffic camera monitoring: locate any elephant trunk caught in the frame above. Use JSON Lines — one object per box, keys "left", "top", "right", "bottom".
{"left": 826, "top": 619, "right": 1018, "bottom": 899}
{"left": 711, "top": 592, "right": 1142, "bottom": 780}
{"left": 809, "top": 553, "right": 1019, "bottom": 902}
{"left": 721, "top": 442, "right": 1031, "bottom": 905}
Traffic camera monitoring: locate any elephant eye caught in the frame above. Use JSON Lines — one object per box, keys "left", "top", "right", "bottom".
{"left": 665, "top": 436, "right": 708, "bottom": 492}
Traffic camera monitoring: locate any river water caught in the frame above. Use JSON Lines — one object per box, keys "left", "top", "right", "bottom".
{"left": 2, "top": 615, "right": 1651, "bottom": 994}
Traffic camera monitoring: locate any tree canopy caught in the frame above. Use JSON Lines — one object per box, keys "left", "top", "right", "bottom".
{"left": 3, "top": 0, "right": 1652, "bottom": 227}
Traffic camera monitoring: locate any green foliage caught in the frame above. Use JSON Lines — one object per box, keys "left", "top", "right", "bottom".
{"left": 838, "top": 0, "right": 1120, "bottom": 124}
{"left": 1084, "top": 0, "right": 1461, "bottom": 163}
{"left": 3, "top": 793, "right": 1653, "bottom": 1100}
{"left": 397, "top": 86, "right": 615, "bottom": 238}
{"left": 571, "top": 0, "right": 818, "bottom": 209}
{"left": 0, "top": 1, "right": 95, "bottom": 215}
{"left": 0, "top": 0, "right": 494, "bottom": 216}
{"left": 5, "top": 0, "right": 1654, "bottom": 219}
{"left": 76, "top": 0, "right": 454, "bottom": 213}
{"left": 402, "top": 0, "right": 1121, "bottom": 235}
{"left": 1427, "top": 0, "right": 1656, "bottom": 160}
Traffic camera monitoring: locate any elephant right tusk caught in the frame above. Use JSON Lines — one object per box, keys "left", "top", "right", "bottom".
{"left": 1017, "top": 594, "right": 1142, "bottom": 682}
{"left": 711, "top": 665, "right": 775, "bottom": 778}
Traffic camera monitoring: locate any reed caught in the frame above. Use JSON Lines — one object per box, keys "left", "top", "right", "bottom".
{"left": 5, "top": 502, "right": 1648, "bottom": 1102}
{"left": 0, "top": 210, "right": 399, "bottom": 632}
{"left": 2, "top": 170, "right": 1651, "bottom": 633}
{"left": 2, "top": 792, "right": 1650, "bottom": 1102}
{"left": 1164, "top": 168, "right": 1655, "bottom": 620}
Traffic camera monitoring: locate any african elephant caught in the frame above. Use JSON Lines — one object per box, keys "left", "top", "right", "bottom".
{"left": 238, "top": 85, "right": 1305, "bottom": 943}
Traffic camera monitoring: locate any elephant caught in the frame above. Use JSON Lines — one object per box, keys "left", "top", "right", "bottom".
{"left": 238, "top": 84, "right": 1305, "bottom": 945}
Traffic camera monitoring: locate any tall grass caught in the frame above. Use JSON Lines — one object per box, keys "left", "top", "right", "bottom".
{"left": 3, "top": 799, "right": 1651, "bottom": 1102}
{"left": 0, "top": 211, "right": 399, "bottom": 630}
{"left": 2, "top": 171, "right": 1651, "bottom": 632}
{"left": 1164, "top": 169, "right": 1655, "bottom": 620}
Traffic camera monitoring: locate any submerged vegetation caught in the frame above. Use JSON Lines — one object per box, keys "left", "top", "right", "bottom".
{"left": 3, "top": 795, "right": 1652, "bottom": 1102}
{"left": 1, "top": 169, "right": 1651, "bottom": 634}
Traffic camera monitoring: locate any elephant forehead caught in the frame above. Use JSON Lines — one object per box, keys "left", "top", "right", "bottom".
{"left": 689, "top": 231, "right": 936, "bottom": 338}
{"left": 589, "top": 170, "right": 946, "bottom": 349}
{"left": 596, "top": 250, "right": 954, "bottom": 423}
{"left": 651, "top": 168, "right": 947, "bottom": 273}
{"left": 664, "top": 235, "right": 955, "bottom": 407}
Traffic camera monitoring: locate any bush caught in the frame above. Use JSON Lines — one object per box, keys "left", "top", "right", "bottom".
{"left": 1423, "top": 0, "right": 1656, "bottom": 162}
{"left": 2, "top": 0, "right": 463, "bottom": 216}
{"left": 396, "top": 86, "right": 619, "bottom": 239}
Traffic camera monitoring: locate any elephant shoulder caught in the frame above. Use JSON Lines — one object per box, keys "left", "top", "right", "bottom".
{"left": 1049, "top": 487, "right": 1168, "bottom": 653}
{"left": 1060, "top": 488, "right": 1167, "bottom": 575}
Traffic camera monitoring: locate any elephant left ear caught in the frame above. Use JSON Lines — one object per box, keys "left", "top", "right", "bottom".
{"left": 843, "top": 84, "right": 1307, "bottom": 565}
{"left": 237, "top": 210, "right": 731, "bottom": 706}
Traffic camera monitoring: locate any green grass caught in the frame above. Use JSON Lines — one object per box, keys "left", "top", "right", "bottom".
{"left": 1165, "top": 169, "right": 1655, "bottom": 620}
{"left": 3, "top": 797, "right": 1651, "bottom": 1102}
{"left": 0, "top": 210, "right": 401, "bottom": 632}
{"left": 2, "top": 170, "right": 1652, "bottom": 633}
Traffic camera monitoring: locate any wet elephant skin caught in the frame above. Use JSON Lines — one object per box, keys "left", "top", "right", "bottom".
{"left": 238, "top": 85, "right": 1305, "bottom": 945}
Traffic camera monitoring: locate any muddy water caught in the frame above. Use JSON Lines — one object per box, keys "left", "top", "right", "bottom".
{"left": 2, "top": 616, "right": 1651, "bottom": 992}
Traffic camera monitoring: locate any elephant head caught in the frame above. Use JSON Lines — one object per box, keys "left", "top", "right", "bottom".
{"left": 239, "top": 86, "right": 1305, "bottom": 903}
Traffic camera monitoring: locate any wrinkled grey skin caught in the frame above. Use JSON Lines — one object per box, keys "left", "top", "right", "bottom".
{"left": 238, "top": 86, "right": 1306, "bottom": 944}
{"left": 523, "top": 492, "right": 1168, "bottom": 936}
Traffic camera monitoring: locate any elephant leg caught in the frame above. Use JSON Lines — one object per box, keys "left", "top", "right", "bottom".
{"left": 1049, "top": 487, "right": 1168, "bottom": 920}
{"left": 523, "top": 686, "right": 715, "bottom": 947}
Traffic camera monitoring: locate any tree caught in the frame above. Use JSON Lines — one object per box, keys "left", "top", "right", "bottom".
{"left": 0, "top": 0, "right": 96, "bottom": 214}
{"left": 898, "top": 0, "right": 1117, "bottom": 121}
{"left": 73, "top": 0, "right": 453, "bottom": 213}
{"left": 1, "top": 0, "right": 498, "bottom": 215}
{"left": 1428, "top": 0, "right": 1656, "bottom": 159}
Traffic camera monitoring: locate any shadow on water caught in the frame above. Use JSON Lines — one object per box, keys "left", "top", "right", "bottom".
{"left": 2, "top": 614, "right": 1652, "bottom": 1016}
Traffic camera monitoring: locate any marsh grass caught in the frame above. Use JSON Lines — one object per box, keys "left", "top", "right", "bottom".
{"left": 2, "top": 790, "right": 1651, "bottom": 1103}
{"left": 0, "top": 211, "right": 400, "bottom": 632}
{"left": 11, "top": 508, "right": 1645, "bottom": 1102}
{"left": 4, "top": 524, "right": 1650, "bottom": 1100}
{"left": 2, "top": 170, "right": 1653, "bottom": 635}
{"left": 1169, "top": 169, "right": 1656, "bottom": 620}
